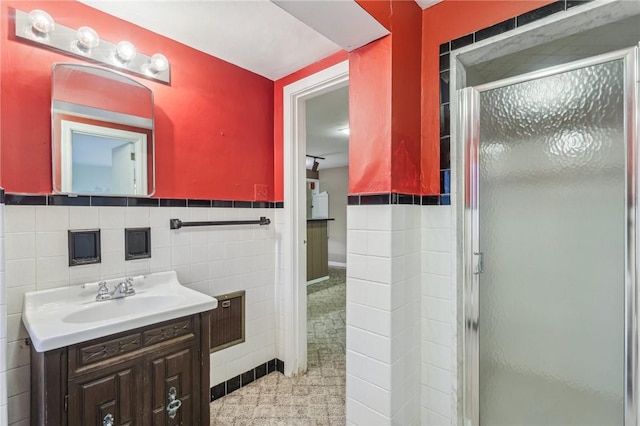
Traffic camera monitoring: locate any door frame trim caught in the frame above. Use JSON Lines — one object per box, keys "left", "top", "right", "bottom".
{"left": 451, "top": 1, "right": 640, "bottom": 424}
{"left": 282, "top": 60, "right": 349, "bottom": 376}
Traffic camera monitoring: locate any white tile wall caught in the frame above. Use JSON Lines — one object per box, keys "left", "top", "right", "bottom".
{"left": 346, "top": 205, "right": 422, "bottom": 426}
{"left": 0, "top": 204, "right": 8, "bottom": 425}
{"left": 4, "top": 205, "right": 277, "bottom": 425}
{"left": 390, "top": 205, "right": 421, "bottom": 425}
{"left": 421, "top": 205, "right": 455, "bottom": 425}
{"left": 273, "top": 209, "right": 286, "bottom": 362}
{"left": 1, "top": 201, "right": 459, "bottom": 426}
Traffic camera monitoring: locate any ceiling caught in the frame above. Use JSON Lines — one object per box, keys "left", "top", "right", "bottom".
{"left": 77, "top": 1, "right": 442, "bottom": 80}
{"left": 78, "top": 0, "right": 389, "bottom": 80}
{"left": 306, "top": 85, "right": 349, "bottom": 170}
{"left": 76, "top": 1, "right": 442, "bottom": 171}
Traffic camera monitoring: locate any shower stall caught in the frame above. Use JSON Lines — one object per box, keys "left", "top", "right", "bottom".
{"left": 457, "top": 8, "right": 640, "bottom": 424}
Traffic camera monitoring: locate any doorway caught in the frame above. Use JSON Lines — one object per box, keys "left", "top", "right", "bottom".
{"left": 304, "top": 84, "right": 349, "bottom": 399}
{"left": 282, "top": 60, "right": 348, "bottom": 377}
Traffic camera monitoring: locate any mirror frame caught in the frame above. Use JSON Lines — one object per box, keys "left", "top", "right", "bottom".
{"left": 51, "top": 63, "right": 156, "bottom": 197}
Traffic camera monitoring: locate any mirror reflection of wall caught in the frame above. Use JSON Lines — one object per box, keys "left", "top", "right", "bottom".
{"left": 51, "top": 63, "right": 155, "bottom": 196}
{"left": 63, "top": 121, "right": 147, "bottom": 195}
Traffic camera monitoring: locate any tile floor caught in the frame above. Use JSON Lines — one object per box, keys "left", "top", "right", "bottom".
{"left": 210, "top": 267, "right": 346, "bottom": 425}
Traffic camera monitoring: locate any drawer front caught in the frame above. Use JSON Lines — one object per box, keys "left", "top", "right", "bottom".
{"left": 143, "top": 317, "right": 194, "bottom": 346}
{"left": 70, "top": 316, "right": 196, "bottom": 374}
{"left": 76, "top": 332, "right": 142, "bottom": 368}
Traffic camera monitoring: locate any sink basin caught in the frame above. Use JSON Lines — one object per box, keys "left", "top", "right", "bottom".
{"left": 23, "top": 271, "right": 218, "bottom": 352}
{"left": 62, "top": 294, "right": 187, "bottom": 324}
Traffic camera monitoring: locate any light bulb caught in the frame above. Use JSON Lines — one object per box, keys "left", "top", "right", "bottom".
{"left": 339, "top": 127, "right": 350, "bottom": 135}
{"left": 76, "top": 26, "right": 99, "bottom": 50}
{"left": 115, "top": 41, "right": 136, "bottom": 63}
{"left": 149, "top": 53, "right": 169, "bottom": 73}
{"left": 28, "top": 9, "right": 54, "bottom": 36}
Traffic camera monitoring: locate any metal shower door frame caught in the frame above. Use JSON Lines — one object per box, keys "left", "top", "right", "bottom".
{"left": 461, "top": 46, "right": 639, "bottom": 426}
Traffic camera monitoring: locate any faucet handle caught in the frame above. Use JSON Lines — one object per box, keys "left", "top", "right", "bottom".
{"left": 122, "top": 277, "right": 135, "bottom": 295}
{"left": 96, "top": 281, "right": 110, "bottom": 301}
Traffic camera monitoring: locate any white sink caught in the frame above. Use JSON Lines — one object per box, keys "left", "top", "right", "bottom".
{"left": 23, "top": 271, "right": 218, "bottom": 352}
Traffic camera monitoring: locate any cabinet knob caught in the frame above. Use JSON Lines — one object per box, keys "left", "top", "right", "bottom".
{"left": 103, "top": 413, "right": 114, "bottom": 426}
{"left": 167, "top": 386, "right": 183, "bottom": 419}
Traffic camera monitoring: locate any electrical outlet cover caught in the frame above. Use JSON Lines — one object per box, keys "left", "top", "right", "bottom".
{"left": 254, "top": 184, "right": 268, "bottom": 201}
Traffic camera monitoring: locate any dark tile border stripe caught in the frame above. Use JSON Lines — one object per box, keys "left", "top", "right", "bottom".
{"left": 437, "top": 0, "right": 593, "bottom": 201}
{"left": 3, "top": 193, "right": 283, "bottom": 208}
{"left": 4, "top": 194, "right": 46, "bottom": 205}
{"left": 210, "top": 358, "right": 284, "bottom": 402}
{"left": 187, "top": 199, "right": 211, "bottom": 208}
{"left": 92, "top": 196, "right": 127, "bottom": 206}
{"left": 347, "top": 192, "right": 449, "bottom": 206}
{"left": 48, "top": 195, "right": 90, "bottom": 206}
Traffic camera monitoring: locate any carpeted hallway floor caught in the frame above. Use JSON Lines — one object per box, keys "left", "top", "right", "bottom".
{"left": 210, "top": 267, "right": 346, "bottom": 425}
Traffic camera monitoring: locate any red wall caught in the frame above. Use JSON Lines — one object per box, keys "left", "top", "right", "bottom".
{"left": 420, "top": 0, "right": 554, "bottom": 194}
{"left": 1, "top": 1, "right": 274, "bottom": 200}
{"left": 390, "top": 0, "right": 422, "bottom": 194}
{"left": 2, "top": 1, "right": 558, "bottom": 199}
{"left": 273, "top": 51, "right": 348, "bottom": 201}
{"left": 349, "top": 0, "right": 422, "bottom": 195}
{"left": 349, "top": 37, "right": 392, "bottom": 194}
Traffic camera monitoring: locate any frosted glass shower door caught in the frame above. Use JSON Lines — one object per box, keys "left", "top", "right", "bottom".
{"left": 467, "top": 51, "right": 636, "bottom": 425}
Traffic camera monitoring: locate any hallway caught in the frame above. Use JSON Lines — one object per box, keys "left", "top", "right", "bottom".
{"left": 210, "top": 268, "right": 346, "bottom": 425}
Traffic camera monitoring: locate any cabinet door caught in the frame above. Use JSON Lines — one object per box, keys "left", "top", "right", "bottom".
{"left": 68, "top": 362, "right": 142, "bottom": 426}
{"left": 307, "top": 221, "right": 328, "bottom": 280}
{"left": 148, "top": 345, "right": 199, "bottom": 425}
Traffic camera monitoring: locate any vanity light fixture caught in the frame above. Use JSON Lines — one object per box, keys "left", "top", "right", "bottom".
{"left": 27, "top": 9, "right": 55, "bottom": 40}
{"left": 14, "top": 8, "right": 171, "bottom": 84}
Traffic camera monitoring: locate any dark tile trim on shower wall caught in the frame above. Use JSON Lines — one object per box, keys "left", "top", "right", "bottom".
{"left": 210, "top": 358, "right": 284, "bottom": 402}
{"left": 437, "top": 0, "right": 593, "bottom": 198}
{"left": 3, "top": 193, "right": 284, "bottom": 209}
{"left": 347, "top": 192, "right": 450, "bottom": 206}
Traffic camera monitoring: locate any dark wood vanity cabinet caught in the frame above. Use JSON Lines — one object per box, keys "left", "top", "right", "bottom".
{"left": 31, "top": 312, "right": 211, "bottom": 426}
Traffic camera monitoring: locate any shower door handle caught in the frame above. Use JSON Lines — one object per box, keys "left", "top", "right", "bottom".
{"left": 473, "top": 252, "right": 484, "bottom": 274}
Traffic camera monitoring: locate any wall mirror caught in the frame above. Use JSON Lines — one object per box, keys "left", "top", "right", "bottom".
{"left": 51, "top": 63, "right": 155, "bottom": 196}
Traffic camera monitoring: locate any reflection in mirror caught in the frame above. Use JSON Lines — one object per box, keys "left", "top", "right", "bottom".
{"left": 52, "top": 63, "right": 155, "bottom": 196}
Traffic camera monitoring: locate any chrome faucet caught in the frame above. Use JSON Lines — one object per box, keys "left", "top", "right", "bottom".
{"left": 95, "top": 277, "right": 135, "bottom": 302}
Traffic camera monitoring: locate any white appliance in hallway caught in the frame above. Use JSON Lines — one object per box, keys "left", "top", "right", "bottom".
{"left": 311, "top": 191, "right": 328, "bottom": 218}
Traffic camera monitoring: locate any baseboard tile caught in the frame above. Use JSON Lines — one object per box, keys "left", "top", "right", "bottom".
{"left": 210, "top": 358, "right": 284, "bottom": 402}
